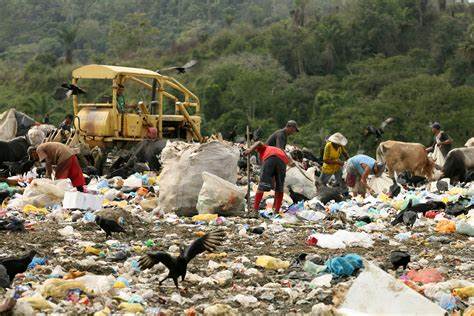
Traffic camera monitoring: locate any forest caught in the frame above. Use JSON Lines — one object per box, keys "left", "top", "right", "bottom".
{"left": 0, "top": 0, "right": 473, "bottom": 154}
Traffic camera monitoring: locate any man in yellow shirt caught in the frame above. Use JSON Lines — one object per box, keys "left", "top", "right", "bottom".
{"left": 320, "top": 133, "right": 349, "bottom": 187}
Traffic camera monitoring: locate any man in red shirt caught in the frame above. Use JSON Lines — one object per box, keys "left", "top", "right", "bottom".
{"left": 244, "top": 141, "right": 293, "bottom": 213}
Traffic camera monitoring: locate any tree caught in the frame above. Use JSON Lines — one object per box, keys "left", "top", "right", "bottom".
{"left": 57, "top": 24, "right": 78, "bottom": 64}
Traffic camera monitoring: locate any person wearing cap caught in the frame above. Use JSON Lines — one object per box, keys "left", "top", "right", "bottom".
{"left": 243, "top": 141, "right": 294, "bottom": 213}
{"left": 345, "top": 154, "right": 385, "bottom": 197}
{"left": 320, "top": 133, "right": 349, "bottom": 186}
{"left": 266, "top": 120, "right": 299, "bottom": 150}
{"left": 426, "top": 122, "right": 452, "bottom": 158}
{"left": 28, "top": 142, "right": 86, "bottom": 192}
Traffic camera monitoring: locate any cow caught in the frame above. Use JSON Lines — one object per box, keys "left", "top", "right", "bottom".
{"left": 105, "top": 139, "right": 168, "bottom": 177}
{"left": 442, "top": 147, "right": 474, "bottom": 183}
{"left": 465, "top": 137, "right": 474, "bottom": 147}
{"left": 376, "top": 140, "right": 435, "bottom": 180}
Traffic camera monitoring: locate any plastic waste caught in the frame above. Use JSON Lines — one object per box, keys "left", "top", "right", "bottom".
{"left": 118, "top": 302, "right": 144, "bottom": 313}
{"left": 58, "top": 225, "right": 75, "bottom": 237}
{"left": 435, "top": 220, "right": 456, "bottom": 233}
{"left": 84, "top": 246, "right": 101, "bottom": 256}
{"left": 310, "top": 230, "right": 374, "bottom": 249}
{"left": 438, "top": 293, "right": 456, "bottom": 311}
{"left": 453, "top": 286, "right": 474, "bottom": 299}
{"left": 16, "top": 294, "right": 56, "bottom": 312}
{"left": 255, "top": 255, "right": 290, "bottom": 270}
{"left": 63, "top": 191, "right": 104, "bottom": 211}
{"left": 306, "top": 236, "right": 318, "bottom": 246}
{"left": 325, "top": 254, "right": 363, "bottom": 277}
{"left": 296, "top": 210, "right": 326, "bottom": 222}
{"left": 22, "top": 204, "right": 49, "bottom": 215}
{"left": 196, "top": 172, "right": 245, "bottom": 216}
{"left": 406, "top": 268, "right": 444, "bottom": 284}
{"left": 339, "top": 262, "right": 445, "bottom": 316}
{"left": 456, "top": 221, "right": 474, "bottom": 236}
{"left": 28, "top": 257, "right": 46, "bottom": 269}
{"left": 192, "top": 213, "right": 218, "bottom": 222}
{"left": 309, "top": 274, "right": 333, "bottom": 288}
{"left": 123, "top": 174, "right": 143, "bottom": 188}
{"left": 303, "top": 260, "right": 327, "bottom": 275}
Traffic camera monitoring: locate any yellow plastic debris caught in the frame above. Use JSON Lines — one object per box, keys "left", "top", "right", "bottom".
{"left": 205, "top": 252, "right": 228, "bottom": 259}
{"left": 391, "top": 200, "right": 404, "bottom": 210}
{"left": 118, "top": 303, "right": 144, "bottom": 313}
{"left": 22, "top": 204, "right": 49, "bottom": 215}
{"left": 453, "top": 286, "right": 474, "bottom": 299}
{"left": 255, "top": 255, "right": 290, "bottom": 270}
{"left": 192, "top": 213, "right": 218, "bottom": 222}
{"left": 102, "top": 200, "right": 128, "bottom": 208}
{"left": 18, "top": 294, "right": 54, "bottom": 311}
{"left": 94, "top": 306, "right": 111, "bottom": 316}
{"left": 113, "top": 281, "right": 127, "bottom": 289}
{"left": 435, "top": 220, "right": 456, "bottom": 233}
{"left": 40, "top": 278, "right": 87, "bottom": 298}
{"left": 84, "top": 246, "right": 101, "bottom": 256}
{"left": 379, "top": 193, "right": 390, "bottom": 202}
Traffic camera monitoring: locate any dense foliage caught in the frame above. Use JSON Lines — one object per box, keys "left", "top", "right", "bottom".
{"left": 0, "top": 0, "right": 473, "bottom": 155}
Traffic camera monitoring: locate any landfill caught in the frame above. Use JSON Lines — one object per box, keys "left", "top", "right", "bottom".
{"left": 0, "top": 140, "right": 473, "bottom": 315}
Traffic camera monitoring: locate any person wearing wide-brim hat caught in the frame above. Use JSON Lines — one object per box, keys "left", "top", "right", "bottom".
{"left": 320, "top": 132, "right": 349, "bottom": 187}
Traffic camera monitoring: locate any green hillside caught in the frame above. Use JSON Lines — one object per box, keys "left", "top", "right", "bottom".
{"left": 0, "top": 0, "right": 473, "bottom": 154}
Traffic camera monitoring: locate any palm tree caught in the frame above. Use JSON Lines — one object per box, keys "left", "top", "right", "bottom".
{"left": 57, "top": 25, "right": 78, "bottom": 64}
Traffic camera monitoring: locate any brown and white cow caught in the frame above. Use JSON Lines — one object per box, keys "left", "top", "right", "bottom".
{"left": 376, "top": 140, "right": 435, "bottom": 180}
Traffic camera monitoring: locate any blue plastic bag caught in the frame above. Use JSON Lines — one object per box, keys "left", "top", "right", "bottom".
{"left": 325, "top": 253, "right": 363, "bottom": 277}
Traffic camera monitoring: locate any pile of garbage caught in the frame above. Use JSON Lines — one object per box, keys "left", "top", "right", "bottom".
{"left": 0, "top": 140, "right": 473, "bottom": 315}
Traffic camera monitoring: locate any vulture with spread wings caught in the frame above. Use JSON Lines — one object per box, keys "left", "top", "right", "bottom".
{"left": 139, "top": 230, "right": 225, "bottom": 289}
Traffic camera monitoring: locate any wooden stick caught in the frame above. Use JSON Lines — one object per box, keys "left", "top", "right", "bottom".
{"left": 246, "top": 126, "right": 252, "bottom": 213}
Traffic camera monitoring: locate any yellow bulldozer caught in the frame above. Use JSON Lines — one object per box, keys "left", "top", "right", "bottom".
{"left": 71, "top": 64, "right": 202, "bottom": 148}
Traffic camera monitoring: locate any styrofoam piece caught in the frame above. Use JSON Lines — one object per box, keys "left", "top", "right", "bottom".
{"left": 338, "top": 261, "right": 445, "bottom": 316}
{"left": 63, "top": 191, "right": 104, "bottom": 210}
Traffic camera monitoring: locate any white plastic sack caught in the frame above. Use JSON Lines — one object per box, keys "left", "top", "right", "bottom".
{"left": 339, "top": 261, "right": 445, "bottom": 316}
{"left": 311, "top": 230, "right": 374, "bottom": 249}
{"left": 430, "top": 146, "right": 445, "bottom": 180}
{"left": 285, "top": 166, "right": 317, "bottom": 199}
{"left": 8, "top": 179, "right": 72, "bottom": 209}
{"left": 367, "top": 174, "right": 392, "bottom": 195}
{"left": 196, "top": 172, "right": 245, "bottom": 216}
{"left": 63, "top": 191, "right": 104, "bottom": 211}
{"left": 158, "top": 141, "right": 240, "bottom": 216}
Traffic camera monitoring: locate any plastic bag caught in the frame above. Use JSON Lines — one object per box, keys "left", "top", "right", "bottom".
{"left": 326, "top": 254, "right": 363, "bottom": 277}
{"left": 435, "top": 220, "right": 456, "bottom": 233}
{"left": 367, "top": 174, "right": 392, "bottom": 195}
{"left": 196, "top": 172, "right": 245, "bottom": 216}
{"left": 255, "top": 255, "right": 289, "bottom": 270}
{"left": 8, "top": 179, "right": 72, "bottom": 209}
{"left": 285, "top": 166, "right": 317, "bottom": 199}
{"left": 339, "top": 262, "right": 445, "bottom": 316}
{"left": 407, "top": 268, "right": 444, "bottom": 284}
{"left": 158, "top": 141, "right": 240, "bottom": 216}
{"left": 310, "top": 230, "right": 374, "bottom": 249}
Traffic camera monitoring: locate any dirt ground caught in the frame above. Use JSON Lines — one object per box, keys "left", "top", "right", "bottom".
{"left": 1, "top": 207, "right": 472, "bottom": 314}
